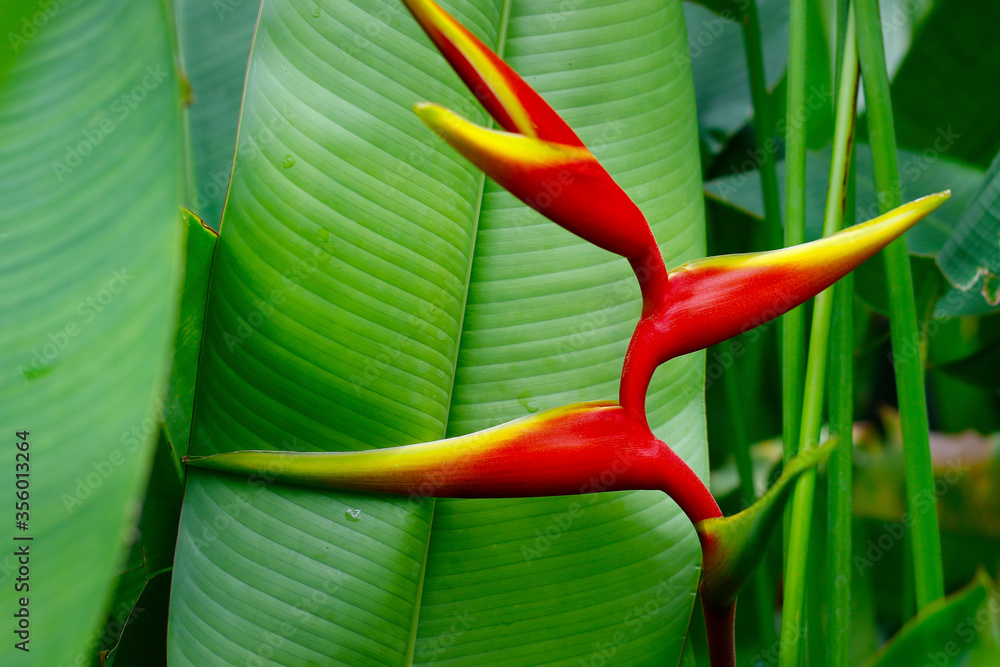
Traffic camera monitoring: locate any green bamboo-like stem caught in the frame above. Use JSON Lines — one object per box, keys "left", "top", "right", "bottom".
{"left": 854, "top": 0, "right": 945, "bottom": 609}
{"left": 742, "top": 0, "right": 783, "bottom": 250}
{"left": 724, "top": 361, "right": 778, "bottom": 649}
{"left": 826, "top": 185, "right": 855, "bottom": 667}
{"left": 781, "top": 0, "right": 809, "bottom": 566}
{"left": 778, "top": 7, "right": 859, "bottom": 666}
{"left": 826, "top": 2, "right": 856, "bottom": 661}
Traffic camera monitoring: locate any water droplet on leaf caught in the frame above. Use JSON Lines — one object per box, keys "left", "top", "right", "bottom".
{"left": 282, "top": 154, "right": 296, "bottom": 168}
{"left": 517, "top": 390, "right": 540, "bottom": 413}
{"left": 345, "top": 508, "right": 362, "bottom": 522}
{"left": 310, "top": 7, "right": 320, "bottom": 17}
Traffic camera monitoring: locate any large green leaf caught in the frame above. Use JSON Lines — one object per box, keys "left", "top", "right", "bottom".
{"left": 0, "top": 0, "right": 183, "bottom": 664}
{"left": 168, "top": 0, "right": 707, "bottom": 665}
{"left": 936, "top": 151, "right": 1000, "bottom": 310}
{"left": 867, "top": 572, "right": 1000, "bottom": 666}
{"left": 890, "top": 0, "right": 1000, "bottom": 169}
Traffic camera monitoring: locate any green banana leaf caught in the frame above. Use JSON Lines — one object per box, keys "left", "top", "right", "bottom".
{"left": 0, "top": 0, "right": 183, "bottom": 663}
{"left": 936, "top": 151, "right": 1000, "bottom": 310}
{"left": 168, "top": 0, "right": 708, "bottom": 665}
{"left": 890, "top": 0, "right": 1000, "bottom": 169}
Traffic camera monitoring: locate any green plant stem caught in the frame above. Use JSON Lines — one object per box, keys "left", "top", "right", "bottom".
{"left": 826, "top": 172, "right": 855, "bottom": 667}
{"left": 778, "top": 7, "right": 859, "bottom": 666}
{"left": 827, "top": 3, "right": 856, "bottom": 661}
{"left": 854, "top": 0, "right": 945, "bottom": 610}
{"left": 742, "top": 0, "right": 783, "bottom": 250}
{"left": 724, "top": 361, "right": 778, "bottom": 649}
{"left": 781, "top": 0, "right": 809, "bottom": 566}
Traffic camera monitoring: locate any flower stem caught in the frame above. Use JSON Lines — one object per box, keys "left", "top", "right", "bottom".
{"left": 778, "top": 6, "right": 860, "bottom": 666}
{"left": 854, "top": 0, "right": 945, "bottom": 609}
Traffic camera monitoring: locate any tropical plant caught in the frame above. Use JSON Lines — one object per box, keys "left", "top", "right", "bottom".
{"left": 3, "top": 0, "right": 1000, "bottom": 665}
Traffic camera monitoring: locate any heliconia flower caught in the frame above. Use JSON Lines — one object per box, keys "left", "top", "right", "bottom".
{"left": 404, "top": 0, "right": 667, "bottom": 304}
{"left": 619, "top": 191, "right": 951, "bottom": 423}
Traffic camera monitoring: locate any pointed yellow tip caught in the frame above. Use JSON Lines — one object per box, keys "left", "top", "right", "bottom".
{"left": 412, "top": 102, "right": 457, "bottom": 128}
{"left": 915, "top": 189, "right": 951, "bottom": 208}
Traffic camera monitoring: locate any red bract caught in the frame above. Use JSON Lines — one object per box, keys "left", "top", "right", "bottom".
{"left": 620, "top": 192, "right": 949, "bottom": 423}
{"left": 188, "top": 401, "right": 721, "bottom": 524}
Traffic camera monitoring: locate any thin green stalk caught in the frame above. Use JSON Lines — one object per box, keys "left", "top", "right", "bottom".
{"left": 724, "top": 360, "right": 778, "bottom": 650}
{"left": 826, "top": 2, "right": 856, "bottom": 661}
{"left": 826, "top": 169, "right": 855, "bottom": 667}
{"left": 854, "top": 0, "right": 945, "bottom": 610}
{"left": 778, "top": 7, "right": 859, "bottom": 666}
{"left": 781, "top": 0, "right": 809, "bottom": 565}
{"left": 742, "top": 0, "right": 783, "bottom": 250}
{"left": 782, "top": 0, "right": 808, "bottom": 463}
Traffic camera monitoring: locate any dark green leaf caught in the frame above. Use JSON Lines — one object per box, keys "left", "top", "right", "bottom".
{"left": 867, "top": 572, "right": 1000, "bottom": 666}
{"left": 935, "top": 152, "right": 1000, "bottom": 315}
{"left": 891, "top": 0, "right": 1000, "bottom": 169}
